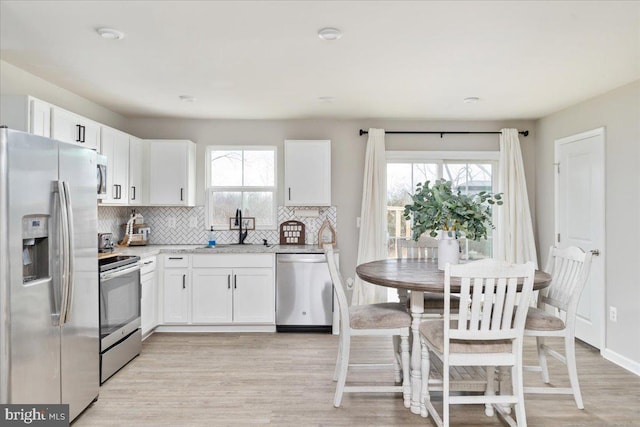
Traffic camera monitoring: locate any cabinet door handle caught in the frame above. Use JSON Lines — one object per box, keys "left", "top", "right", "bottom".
{"left": 80, "top": 125, "right": 86, "bottom": 143}
{"left": 131, "top": 186, "right": 136, "bottom": 200}
{"left": 288, "top": 187, "right": 291, "bottom": 201}
{"left": 180, "top": 188, "right": 184, "bottom": 201}
{"left": 112, "top": 184, "right": 118, "bottom": 199}
{"left": 233, "top": 274, "right": 237, "bottom": 289}
{"left": 75, "top": 124, "right": 82, "bottom": 142}
{"left": 116, "top": 184, "right": 122, "bottom": 199}
{"left": 227, "top": 275, "right": 231, "bottom": 289}
{"left": 182, "top": 274, "right": 186, "bottom": 289}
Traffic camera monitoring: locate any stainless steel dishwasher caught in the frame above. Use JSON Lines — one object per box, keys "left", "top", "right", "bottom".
{"left": 276, "top": 253, "right": 333, "bottom": 332}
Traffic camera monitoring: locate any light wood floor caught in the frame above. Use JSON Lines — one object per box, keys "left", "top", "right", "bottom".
{"left": 75, "top": 332, "right": 640, "bottom": 426}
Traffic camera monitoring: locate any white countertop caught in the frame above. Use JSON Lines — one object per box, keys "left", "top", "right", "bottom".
{"left": 104, "top": 244, "right": 332, "bottom": 259}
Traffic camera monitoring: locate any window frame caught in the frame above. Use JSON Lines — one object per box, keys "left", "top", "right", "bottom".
{"left": 385, "top": 150, "right": 500, "bottom": 256}
{"left": 205, "top": 145, "right": 278, "bottom": 230}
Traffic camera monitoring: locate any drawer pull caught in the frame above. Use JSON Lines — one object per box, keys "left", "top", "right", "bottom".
{"left": 143, "top": 260, "right": 154, "bottom": 265}
{"left": 168, "top": 257, "right": 183, "bottom": 260}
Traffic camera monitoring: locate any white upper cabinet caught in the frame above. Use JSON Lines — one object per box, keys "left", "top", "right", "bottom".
{"left": 128, "top": 136, "right": 146, "bottom": 205}
{"left": 284, "top": 140, "right": 331, "bottom": 206}
{"left": 100, "top": 126, "right": 130, "bottom": 204}
{"left": 148, "top": 140, "right": 196, "bottom": 206}
{"left": 0, "top": 95, "right": 51, "bottom": 137}
{"left": 51, "top": 106, "right": 100, "bottom": 150}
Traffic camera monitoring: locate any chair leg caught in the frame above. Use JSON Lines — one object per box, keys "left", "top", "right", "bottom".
{"left": 443, "top": 360, "right": 450, "bottom": 427}
{"left": 564, "top": 333, "right": 584, "bottom": 409}
{"left": 485, "top": 366, "right": 495, "bottom": 417}
{"left": 400, "top": 333, "right": 411, "bottom": 408}
{"left": 392, "top": 335, "right": 402, "bottom": 383}
{"left": 334, "top": 333, "right": 350, "bottom": 408}
{"left": 333, "top": 334, "right": 343, "bottom": 382}
{"left": 512, "top": 350, "right": 528, "bottom": 427}
{"left": 419, "top": 337, "right": 430, "bottom": 417}
{"left": 536, "top": 336, "right": 550, "bottom": 383}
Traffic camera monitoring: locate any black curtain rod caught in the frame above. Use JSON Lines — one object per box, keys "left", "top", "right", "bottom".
{"left": 358, "top": 129, "right": 529, "bottom": 138}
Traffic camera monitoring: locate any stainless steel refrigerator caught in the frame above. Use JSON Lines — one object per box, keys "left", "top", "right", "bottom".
{"left": 0, "top": 127, "right": 99, "bottom": 421}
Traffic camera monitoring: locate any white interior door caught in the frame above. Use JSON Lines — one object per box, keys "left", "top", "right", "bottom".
{"left": 555, "top": 128, "right": 605, "bottom": 349}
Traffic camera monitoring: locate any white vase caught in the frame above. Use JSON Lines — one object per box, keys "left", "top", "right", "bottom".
{"left": 438, "top": 234, "right": 460, "bottom": 270}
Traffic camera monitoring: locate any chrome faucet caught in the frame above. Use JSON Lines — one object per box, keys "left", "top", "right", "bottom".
{"left": 234, "top": 209, "right": 248, "bottom": 244}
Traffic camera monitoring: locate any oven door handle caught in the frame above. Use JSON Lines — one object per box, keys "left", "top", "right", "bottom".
{"left": 100, "top": 263, "right": 142, "bottom": 281}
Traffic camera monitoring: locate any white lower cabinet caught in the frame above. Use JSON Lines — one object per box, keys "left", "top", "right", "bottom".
{"left": 163, "top": 268, "right": 190, "bottom": 324}
{"left": 140, "top": 256, "right": 158, "bottom": 338}
{"left": 192, "top": 268, "right": 233, "bottom": 323}
{"left": 232, "top": 268, "right": 275, "bottom": 323}
{"left": 161, "top": 253, "right": 275, "bottom": 328}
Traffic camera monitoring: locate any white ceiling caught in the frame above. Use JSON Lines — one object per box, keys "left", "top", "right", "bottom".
{"left": 1, "top": 1, "right": 639, "bottom": 120}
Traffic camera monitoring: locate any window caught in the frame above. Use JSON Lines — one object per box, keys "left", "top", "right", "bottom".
{"left": 206, "top": 146, "right": 277, "bottom": 230}
{"left": 386, "top": 151, "right": 499, "bottom": 260}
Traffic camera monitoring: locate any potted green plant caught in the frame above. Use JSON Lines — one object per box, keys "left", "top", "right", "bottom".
{"left": 403, "top": 179, "right": 503, "bottom": 269}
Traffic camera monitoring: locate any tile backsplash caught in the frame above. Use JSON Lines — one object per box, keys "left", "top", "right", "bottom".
{"left": 98, "top": 205, "right": 337, "bottom": 246}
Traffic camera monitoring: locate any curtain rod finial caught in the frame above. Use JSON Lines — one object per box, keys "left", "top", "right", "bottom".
{"left": 522, "top": 130, "right": 529, "bottom": 137}
{"left": 359, "top": 129, "right": 366, "bottom": 136}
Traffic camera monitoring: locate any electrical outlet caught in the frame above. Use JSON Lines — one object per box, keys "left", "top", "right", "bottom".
{"left": 609, "top": 306, "right": 617, "bottom": 322}
{"left": 167, "top": 217, "right": 177, "bottom": 229}
{"left": 189, "top": 216, "right": 198, "bottom": 228}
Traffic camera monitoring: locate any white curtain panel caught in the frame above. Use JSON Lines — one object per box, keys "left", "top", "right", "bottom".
{"left": 352, "top": 128, "right": 388, "bottom": 305}
{"left": 496, "top": 129, "right": 539, "bottom": 268}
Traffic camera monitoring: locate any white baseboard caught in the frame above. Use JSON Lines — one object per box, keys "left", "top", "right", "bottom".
{"left": 602, "top": 348, "right": 640, "bottom": 376}
{"left": 155, "top": 324, "right": 276, "bottom": 333}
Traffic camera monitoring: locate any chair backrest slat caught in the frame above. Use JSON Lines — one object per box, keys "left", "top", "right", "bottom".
{"left": 540, "top": 246, "right": 593, "bottom": 315}
{"left": 445, "top": 259, "right": 535, "bottom": 349}
{"left": 481, "top": 278, "right": 496, "bottom": 331}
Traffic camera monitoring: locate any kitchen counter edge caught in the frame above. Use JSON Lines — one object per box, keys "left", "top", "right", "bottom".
{"left": 107, "top": 244, "right": 335, "bottom": 258}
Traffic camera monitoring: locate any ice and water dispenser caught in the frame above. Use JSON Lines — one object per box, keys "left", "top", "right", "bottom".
{"left": 22, "top": 215, "right": 49, "bottom": 283}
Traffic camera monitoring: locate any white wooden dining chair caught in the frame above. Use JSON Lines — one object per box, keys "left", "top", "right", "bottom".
{"left": 420, "top": 259, "right": 536, "bottom": 427}
{"left": 523, "top": 246, "right": 593, "bottom": 409}
{"left": 325, "top": 245, "right": 411, "bottom": 408}
{"left": 396, "top": 237, "right": 460, "bottom": 316}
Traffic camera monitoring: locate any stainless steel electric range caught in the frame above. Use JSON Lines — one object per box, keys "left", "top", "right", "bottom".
{"left": 98, "top": 255, "right": 142, "bottom": 384}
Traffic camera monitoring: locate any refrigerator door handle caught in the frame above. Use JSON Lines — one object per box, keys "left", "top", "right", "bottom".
{"left": 62, "top": 181, "right": 75, "bottom": 324}
{"left": 57, "top": 181, "right": 70, "bottom": 325}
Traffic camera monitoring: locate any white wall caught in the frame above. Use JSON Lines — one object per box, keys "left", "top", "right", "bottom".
{"left": 126, "top": 118, "right": 536, "bottom": 285}
{"left": 536, "top": 80, "right": 640, "bottom": 372}
{"left": 0, "top": 60, "right": 126, "bottom": 129}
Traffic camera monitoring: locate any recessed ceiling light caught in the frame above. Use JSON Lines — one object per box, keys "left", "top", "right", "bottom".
{"left": 463, "top": 97, "right": 480, "bottom": 104}
{"left": 318, "top": 27, "right": 342, "bottom": 41}
{"left": 318, "top": 96, "right": 336, "bottom": 103}
{"left": 96, "top": 28, "right": 125, "bottom": 40}
{"left": 179, "top": 95, "right": 196, "bottom": 103}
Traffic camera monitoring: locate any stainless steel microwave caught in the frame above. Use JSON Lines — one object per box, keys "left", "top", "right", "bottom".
{"left": 97, "top": 154, "right": 107, "bottom": 198}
